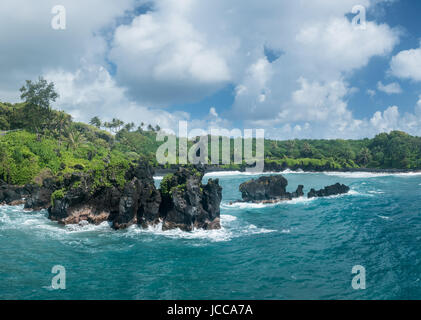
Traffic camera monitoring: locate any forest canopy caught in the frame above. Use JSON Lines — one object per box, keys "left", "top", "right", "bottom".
{"left": 1, "top": 79, "right": 421, "bottom": 185}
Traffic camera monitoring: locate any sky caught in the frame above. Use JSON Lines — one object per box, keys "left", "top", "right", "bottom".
{"left": 0, "top": 0, "right": 421, "bottom": 140}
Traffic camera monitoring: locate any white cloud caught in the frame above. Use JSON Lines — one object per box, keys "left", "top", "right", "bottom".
{"left": 367, "top": 89, "right": 376, "bottom": 97}
{"left": 109, "top": 0, "right": 231, "bottom": 105}
{"left": 390, "top": 43, "right": 421, "bottom": 82}
{"left": 377, "top": 81, "right": 402, "bottom": 94}
{"left": 0, "top": 0, "right": 136, "bottom": 101}
{"left": 209, "top": 107, "right": 218, "bottom": 118}
{"left": 44, "top": 64, "right": 189, "bottom": 129}
{"left": 0, "top": 0, "right": 412, "bottom": 139}
{"left": 370, "top": 106, "right": 400, "bottom": 132}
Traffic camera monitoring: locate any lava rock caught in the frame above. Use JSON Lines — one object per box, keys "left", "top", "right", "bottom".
{"left": 49, "top": 161, "right": 162, "bottom": 229}
{"left": 239, "top": 175, "right": 303, "bottom": 202}
{"left": 307, "top": 183, "right": 350, "bottom": 198}
{"left": 159, "top": 167, "right": 222, "bottom": 231}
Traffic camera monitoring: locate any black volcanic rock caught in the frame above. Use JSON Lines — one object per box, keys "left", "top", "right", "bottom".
{"left": 113, "top": 172, "right": 161, "bottom": 229}
{"left": 307, "top": 183, "right": 350, "bottom": 199}
{"left": 292, "top": 185, "right": 304, "bottom": 198}
{"left": 0, "top": 185, "right": 22, "bottom": 205}
{"left": 2, "top": 162, "right": 223, "bottom": 232}
{"left": 239, "top": 175, "right": 303, "bottom": 203}
{"left": 159, "top": 167, "right": 222, "bottom": 231}
{"left": 24, "top": 178, "right": 60, "bottom": 211}
{"left": 48, "top": 161, "right": 161, "bottom": 229}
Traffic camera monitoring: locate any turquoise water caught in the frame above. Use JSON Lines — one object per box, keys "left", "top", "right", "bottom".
{"left": 1, "top": 171, "right": 421, "bottom": 300}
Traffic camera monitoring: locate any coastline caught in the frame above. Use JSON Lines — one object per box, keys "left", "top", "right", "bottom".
{"left": 154, "top": 166, "right": 421, "bottom": 176}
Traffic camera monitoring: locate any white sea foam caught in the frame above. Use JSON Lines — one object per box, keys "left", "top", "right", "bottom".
{"left": 64, "top": 221, "right": 112, "bottom": 233}
{"left": 121, "top": 213, "right": 275, "bottom": 242}
{"left": 221, "top": 202, "right": 279, "bottom": 209}
{"left": 0, "top": 205, "right": 274, "bottom": 243}
{"left": 377, "top": 215, "right": 391, "bottom": 221}
{"left": 324, "top": 171, "right": 421, "bottom": 179}
{"left": 244, "top": 224, "right": 276, "bottom": 235}
{"left": 204, "top": 169, "right": 311, "bottom": 177}
{"left": 221, "top": 191, "right": 362, "bottom": 209}
{"left": 368, "top": 190, "right": 385, "bottom": 194}
{"left": 204, "top": 171, "right": 261, "bottom": 177}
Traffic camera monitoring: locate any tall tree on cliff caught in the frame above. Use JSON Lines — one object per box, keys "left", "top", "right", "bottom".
{"left": 20, "top": 77, "right": 59, "bottom": 138}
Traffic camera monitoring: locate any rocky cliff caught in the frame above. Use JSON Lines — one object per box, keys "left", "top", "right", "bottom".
{"left": 1, "top": 163, "right": 222, "bottom": 232}
{"left": 159, "top": 167, "right": 222, "bottom": 231}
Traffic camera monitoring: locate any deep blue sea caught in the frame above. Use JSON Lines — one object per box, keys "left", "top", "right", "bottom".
{"left": 1, "top": 171, "right": 421, "bottom": 300}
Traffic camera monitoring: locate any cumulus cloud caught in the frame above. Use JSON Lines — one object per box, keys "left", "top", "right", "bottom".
{"left": 0, "top": 0, "right": 412, "bottom": 139}
{"left": 0, "top": 0, "right": 136, "bottom": 101}
{"left": 109, "top": 0, "right": 231, "bottom": 105}
{"left": 390, "top": 42, "right": 421, "bottom": 82}
{"left": 44, "top": 64, "right": 189, "bottom": 128}
{"left": 377, "top": 81, "right": 402, "bottom": 94}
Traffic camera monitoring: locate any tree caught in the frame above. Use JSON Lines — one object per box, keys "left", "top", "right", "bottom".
{"left": 90, "top": 116, "right": 102, "bottom": 129}
{"left": 357, "top": 147, "right": 372, "bottom": 166}
{"left": 66, "top": 127, "right": 87, "bottom": 151}
{"left": 103, "top": 121, "right": 111, "bottom": 133}
{"left": 124, "top": 122, "right": 135, "bottom": 132}
{"left": 50, "top": 111, "right": 72, "bottom": 146}
{"left": 301, "top": 142, "right": 313, "bottom": 157}
{"left": 111, "top": 118, "right": 124, "bottom": 133}
{"left": 20, "top": 77, "right": 59, "bottom": 135}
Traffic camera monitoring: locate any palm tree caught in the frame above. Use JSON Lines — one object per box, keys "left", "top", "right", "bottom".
{"left": 124, "top": 122, "right": 135, "bottom": 132}
{"left": 89, "top": 116, "right": 101, "bottom": 129}
{"left": 51, "top": 111, "right": 71, "bottom": 146}
{"left": 66, "top": 128, "right": 87, "bottom": 150}
{"left": 111, "top": 118, "right": 124, "bottom": 133}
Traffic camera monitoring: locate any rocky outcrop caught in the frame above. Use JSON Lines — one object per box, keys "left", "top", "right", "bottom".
{"left": 307, "top": 183, "right": 350, "bottom": 199}
{"left": 159, "top": 167, "right": 222, "bottom": 231}
{"left": 238, "top": 176, "right": 349, "bottom": 203}
{"left": 1, "top": 163, "right": 223, "bottom": 232}
{"left": 24, "top": 178, "right": 59, "bottom": 211}
{"left": 239, "top": 175, "right": 304, "bottom": 203}
{"left": 113, "top": 163, "right": 161, "bottom": 229}
{"left": 0, "top": 184, "right": 24, "bottom": 205}
{"left": 48, "top": 161, "right": 161, "bottom": 230}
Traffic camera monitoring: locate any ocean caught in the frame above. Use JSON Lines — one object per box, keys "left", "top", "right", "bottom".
{"left": 1, "top": 171, "right": 420, "bottom": 300}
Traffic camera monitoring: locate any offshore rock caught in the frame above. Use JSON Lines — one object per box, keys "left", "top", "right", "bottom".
{"left": 307, "top": 183, "right": 350, "bottom": 199}
{"left": 239, "top": 175, "right": 304, "bottom": 203}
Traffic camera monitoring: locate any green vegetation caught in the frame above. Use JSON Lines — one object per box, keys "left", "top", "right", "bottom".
{"left": 1, "top": 78, "right": 421, "bottom": 187}
{"left": 51, "top": 188, "right": 65, "bottom": 205}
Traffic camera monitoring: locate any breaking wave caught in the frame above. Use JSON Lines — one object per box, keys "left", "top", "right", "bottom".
{"left": 0, "top": 206, "right": 275, "bottom": 243}
{"left": 324, "top": 171, "right": 421, "bottom": 179}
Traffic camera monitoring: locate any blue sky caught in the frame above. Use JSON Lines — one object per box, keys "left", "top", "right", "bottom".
{"left": 347, "top": 0, "right": 421, "bottom": 119}
{"left": 166, "top": 0, "right": 421, "bottom": 130}
{"left": 1, "top": 0, "right": 421, "bottom": 139}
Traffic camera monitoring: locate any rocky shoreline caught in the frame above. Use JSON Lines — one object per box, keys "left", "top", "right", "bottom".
{"left": 154, "top": 165, "right": 421, "bottom": 176}
{"left": 0, "top": 163, "right": 222, "bottom": 232}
